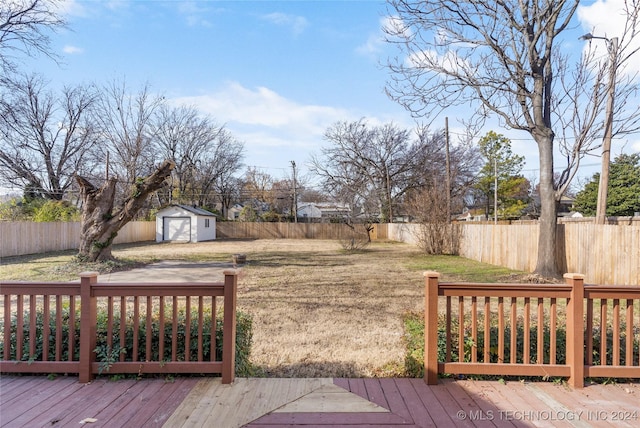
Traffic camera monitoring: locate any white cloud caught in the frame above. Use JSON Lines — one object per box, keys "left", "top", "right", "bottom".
{"left": 56, "top": 0, "right": 88, "bottom": 17}
{"left": 261, "top": 12, "right": 308, "bottom": 36}
{"left": 171, "top": 82, "right": 355, "bottom": 170}
{"left": 62, "top": 45, "right": 83, "bottom": 55}
{"left": 356, "top": 33, "right": 384, "bottom": 57}
{"left": 578, "top": 0, "right": 640, "bottom": 74}
{"left": 357, "top": 17, "right": 406, "bottom": 58}
{"left": 177, "top": 1, "right": 215, "bottom": 27}
{"left": 578, "top": 0, "right": 628, "bottom": 39}
{"left": 174, "top": 82, "right": 348, "bottom": 133}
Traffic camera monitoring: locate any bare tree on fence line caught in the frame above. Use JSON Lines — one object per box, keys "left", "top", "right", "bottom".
{"left": 75, "top": 160, "right": 174, "bottom": 262}
{"left": 385, "top": 0, "right": 640, "bottom": 277}
{"left": 406, "top": 127, "right": 478, "bottom": 254}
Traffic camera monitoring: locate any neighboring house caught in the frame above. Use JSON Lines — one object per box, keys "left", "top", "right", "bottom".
{"left": 297, "top": 202, "right": 351, "bottom": 222}
{"left": 155, "top": 204, "right": 216, "bottom": 243}
{"left": 456, "top": 208, "right": 488, "bottom": 222}
{"left": 226, "top": 204, "right": 244, "bottom": 221}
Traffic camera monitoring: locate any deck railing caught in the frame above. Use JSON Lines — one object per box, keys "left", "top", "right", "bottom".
{"left": 1, "top": 271, "right": 238, "bottom": 384}
{"left": 423, "top": 272, "right": 640, "bottom": 388}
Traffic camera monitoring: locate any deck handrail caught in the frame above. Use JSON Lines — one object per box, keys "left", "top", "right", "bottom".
{"left": 1, "top": 271, "right": 238, "bottom": 384}
{"left": 424, "top": 272, "right": 640, "bottom": 388}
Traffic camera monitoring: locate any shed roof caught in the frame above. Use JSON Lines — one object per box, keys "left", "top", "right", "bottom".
{"left": 159, "top": 204, "right": 216, "bottom": 217}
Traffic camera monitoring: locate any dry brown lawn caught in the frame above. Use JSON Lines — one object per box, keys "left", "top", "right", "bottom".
{"left": 112, "top": 239, "right": 426, "bottom": 377}
{"left": 2, "top": 238, "right": 526, "bottom": 378}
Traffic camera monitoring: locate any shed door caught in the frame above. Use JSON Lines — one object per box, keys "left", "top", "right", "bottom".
{"left": 163, "top": 217, "right": 191, "bottom": 241}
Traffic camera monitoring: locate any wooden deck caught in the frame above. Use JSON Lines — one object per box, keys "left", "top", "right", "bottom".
{"left": 1, "top": 376, "right": 639, "bottom": 427}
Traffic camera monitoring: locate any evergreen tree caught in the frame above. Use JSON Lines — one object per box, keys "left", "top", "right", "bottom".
{"left": 574, "top": 153, "right": 640, "bottom": 217}
{"left": 474, "top": 131, "right": 529, "bottom": 220}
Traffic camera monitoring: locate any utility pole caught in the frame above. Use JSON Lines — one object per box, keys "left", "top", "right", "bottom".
{"left": 445, "top": 117, "right": 451, "bottom": 224}
{"left": 596, "top": 37, "right": 618, "bottom": 225}
{"left": 291, "top": 161, "right": 297, "bottom": 223}
{"left": 579, "top": 33, "right": 618, "bottom": 225}
{"left": 494, "top": 155, "right": 498, "bottom": 225}
{"left": 385, "top": 163, "right": 393, "bottom": 223}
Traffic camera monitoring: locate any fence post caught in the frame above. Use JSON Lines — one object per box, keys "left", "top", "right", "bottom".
{"left": 79, "top": 272, "right": 98, "bottom": 383}
{"left": 424, "top": 271, "right": 441, "bottom": 385}
{"left": 222, "top": 270, "right": 238, "bottom": 384}
{"left": 564, "top": 273, "right": 585, "bottom": 388}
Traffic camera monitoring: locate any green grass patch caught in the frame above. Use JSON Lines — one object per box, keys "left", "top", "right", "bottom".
{"left": 405, "top": 254, "right": 527, "bottom": 282}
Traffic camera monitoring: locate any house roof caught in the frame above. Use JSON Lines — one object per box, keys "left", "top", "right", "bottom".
{"left": 160, "top": 204, "right": 216, "bottom": 217}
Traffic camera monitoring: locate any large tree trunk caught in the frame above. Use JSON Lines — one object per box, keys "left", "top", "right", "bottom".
{"left": 535, "top": 136, "right": 559, "bottom": 278}
{"left": 76, "top": 160, "right": 175, "bottom": 262}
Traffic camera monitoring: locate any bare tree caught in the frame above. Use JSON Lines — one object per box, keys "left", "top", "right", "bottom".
{"left": 216, "top": 173, "right": 243, "bottom": 219}
{"left": 384, "top": 0, "right": 640, "bottom": 277}
{"left": 193, "top": 127, "right": 244, "bottom": 208}
{"left": 0, "top": 0, "right": 64, "bottom": 79}
{"left": 75, "top": 160, "right": 174, "bottom": 262}
{"left": 92, "top": 80, "right": 164, "bottom": 186}
{"left": 405, "top": 126, "right": 479, "bottom": 253}
{"left": 310, "top": 119, "right": 420, "bottom": 223}
{"left": 0, "top": 74, "right": 97, "bottom": 199}
{"left": 242, "top": 167, "right": 274, "bottom": 206}
{"left": 150, "top": 104, "right": 244, "bottom": 208}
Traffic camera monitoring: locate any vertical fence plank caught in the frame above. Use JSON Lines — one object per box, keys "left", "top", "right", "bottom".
{"left": 146, "top": 296, "right": 153, "bottom": 362}
{"left": 210, "top": 297, "right": 217, "bottom": 362}
{"left": 523, "top": 298, "right": 530, "bottom": 364}
{"left": 484, "top": 297, "right": 490, "bottom": 363}
{"left": 423, "top": 271, "right": 440, "bottom": 385}
{"left": 185, "top": 296, "right": 191, "bottom": 362}
{"left": 159, "top": 297, "right": 165, "bottom": 361}
{"left": 3, "top": 295, "right": 10, "bottom": 360}
{"left": 458, "top": 297, "right": 465, "bottom": 363}
{"left": 119, "top": 297, "right": 126, "bottom": 362}
{"left": 55, "top": 296, "right": 62, "bottom": 361}
{"left": 445, "top": 297, "right": 452, "bottom": 362}
{"left": 565, "top": 273, "right": 585, "bottom": 389}
{"left": 537, "top": 298, "right": 544, "bottom": 364}
{"left": 471, "top": 297, "right": 478, "bottom": 363}
{"left": 498, "top": 297, "right": 504, "bottom": 363}
{"left": 43, "top": 296, "right": 50, "bottom": 361}
{"left": 16, "top": 296, "right": 23, "bottom": 361}
{"left": 600, "top": 299, "right": 608, "bottom": 365}
{"left": 510, "top": 297, "right": 517, "bottom": 364}
{"left": 626, "top": 300, "right": 634, "bottom": 366}
{"left": 197, "top": 296, "right": 204, "bottom": 362}
{"left": 172, "top": 296, "right": 178, "bottom": 361}
{"left": 222, "top": 271, "right": 238, "bottom": 384}
{"left": 79, "top": 272, "right": 98, "bottom": 383}
{"left": 550, "top": 298, "right": 557, "bottom": 364}
{"left": 613, "top": 299, "right": 620, "bottom": 365}
{"left": 133, "top": 296, "right": 139, "bottom": 362}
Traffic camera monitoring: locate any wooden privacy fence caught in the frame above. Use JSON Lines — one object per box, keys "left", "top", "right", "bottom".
{"left": 215, "top": 221, "right": 357, "bottom": 240}
{"left": 423, "top": 272, "right": 640, "bottom": 388}
{"left": 0, "top": 271, "right": 238, "bottom": 384}
{"left": 0, "top": 221, "right": 156, "bottom": 258}
{"left": 389, "top": 222, "right": 640, "bottom": 285}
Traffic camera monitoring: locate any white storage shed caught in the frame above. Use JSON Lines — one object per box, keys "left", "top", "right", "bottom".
{"left": 155, "top": 204, "right": 216, "bottom": 243}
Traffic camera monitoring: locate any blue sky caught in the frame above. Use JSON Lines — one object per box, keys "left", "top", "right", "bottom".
{"left": 20, "top": 0, "right": 640, "bottom": 189}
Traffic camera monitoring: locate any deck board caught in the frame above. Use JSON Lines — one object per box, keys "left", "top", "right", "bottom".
{"left": 1, "top": 375, "right": 638, "bottom": 427}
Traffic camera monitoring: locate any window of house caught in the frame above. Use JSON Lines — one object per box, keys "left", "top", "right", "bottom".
{"left": 205, "top": 218, "right": 210, "bottom": 228}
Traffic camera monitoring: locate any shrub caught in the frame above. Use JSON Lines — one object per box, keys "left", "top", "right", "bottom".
{"left": 33, "top": 200, "right": 81, "bottom": 222}
{"left": 402, "top": 311, "right": 639, "bottom": 381}
{"left": 0, "top": 305, "right": 255, "bottom": 377}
